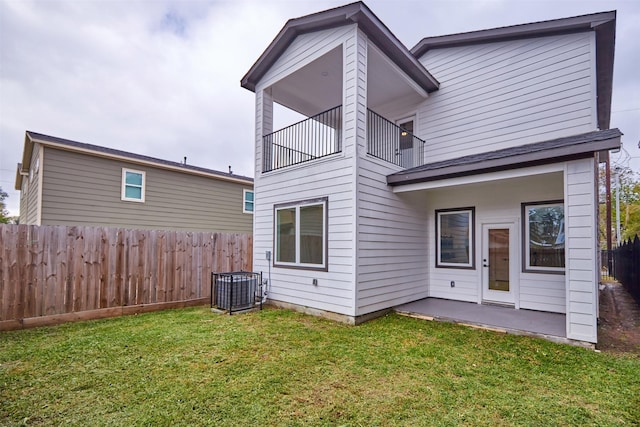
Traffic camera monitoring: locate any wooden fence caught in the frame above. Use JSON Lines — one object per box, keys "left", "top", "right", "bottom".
{"left": 0, "top": 225, "right": 252, "bottom": 330}
{"left": 612, "top": 235, "right": 640, "bottom": 303}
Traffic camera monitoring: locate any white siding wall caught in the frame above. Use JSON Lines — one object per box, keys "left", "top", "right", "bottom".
{"left": 564, "top": 157, "right": 598, "bottom": 343}
{"left": 519, "top": 273, "right": 565, "bottom": 313}
{"left": 424, "top": 172, "right": 565, "bottom": 312}
{"left": 259, "top": 26, "right": 354, "bottom": 89}
{"left": 356, "top": 157, "right": 429, "bottom": 315}
{"left": 417, "top": 32, "right": 597, "bottom": 162}
{"left": 253, "top": 25, "right": 362, "bottom": 317}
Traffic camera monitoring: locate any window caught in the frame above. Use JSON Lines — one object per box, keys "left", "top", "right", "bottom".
{"left": 121, "top": 168, "right": 145, "bottom": 202}
{"left": 523, "top": 201, "right": 565, "bottom": 273}
{"left": 243, "top": 189, "right": 254, "bottom": 213}
{"left": 274, "top": 197, "right": 327, "bottom": 270}
{"left": 436, "top": 207, "right": 475, "bottom": 269}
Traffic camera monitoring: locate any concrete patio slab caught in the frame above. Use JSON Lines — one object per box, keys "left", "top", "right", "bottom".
{"left": 394, "top": 298, "right": 576, "bottom": 345}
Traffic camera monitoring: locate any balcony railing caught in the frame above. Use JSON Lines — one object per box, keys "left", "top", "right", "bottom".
{"left": 367, "top": 109, "right": 425, "bottom": 169}
{"left": 263, "top": 106, "right": 342, "bottom": 172}
{"left": 262, "top": 105, "right": 425, "bottom": 172}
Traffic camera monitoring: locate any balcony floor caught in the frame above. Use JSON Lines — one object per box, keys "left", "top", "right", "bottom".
{"left": 393, "top": 298, "right": 585, "bottom": 346}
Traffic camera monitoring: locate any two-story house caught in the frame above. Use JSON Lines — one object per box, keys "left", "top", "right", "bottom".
{"left": 241, "top": 2, "right": 620, "bottom": 344}
{"left": 15, "top": 131, "right": 254, "bottom": 233}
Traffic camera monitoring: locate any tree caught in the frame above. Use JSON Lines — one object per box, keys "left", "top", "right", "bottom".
{"left": 599, "top": 165, "right": 640, "bottom": 246}
{"left": 0, "top": 186, "right": 9, "bottom": 224}
{"left": 620, "top": 180, "right": 640, "bottom": 241}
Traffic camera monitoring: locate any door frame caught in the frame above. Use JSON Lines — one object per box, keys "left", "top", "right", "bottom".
{"left": 481, "top": 221, "right": 519, "bottom": 307}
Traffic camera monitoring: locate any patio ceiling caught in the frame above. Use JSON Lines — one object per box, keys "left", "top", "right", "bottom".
{"left": 268, "top": 43, "right": 429, "bottom": 118}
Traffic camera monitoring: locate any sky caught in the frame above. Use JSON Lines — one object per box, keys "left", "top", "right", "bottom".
{"left": 1, "top": 0, "right": 639, "bottom": 217}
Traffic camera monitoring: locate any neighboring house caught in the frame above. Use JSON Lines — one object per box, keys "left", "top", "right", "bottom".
{"left": 241, "top": 1, "right": 621, "bottom": 345}
{"left": 15, "top": 131, "right": 254, "bottom": 233}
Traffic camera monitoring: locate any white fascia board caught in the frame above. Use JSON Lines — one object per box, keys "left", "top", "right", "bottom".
{"left": 392, "top": 163, "right": 565, "bottom": 193}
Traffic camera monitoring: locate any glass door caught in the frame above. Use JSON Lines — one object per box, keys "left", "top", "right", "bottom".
{"left": 482, "top": 223, "right": 515, "bottom": 305}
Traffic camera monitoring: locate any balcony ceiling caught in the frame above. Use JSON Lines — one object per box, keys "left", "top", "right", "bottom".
{"left": 269, "top": 44, "right": 428, "bottom": 118}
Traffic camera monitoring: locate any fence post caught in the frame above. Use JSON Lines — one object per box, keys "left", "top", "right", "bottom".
{"left": 0, "top": 224, "right": 253, "bottom": 329}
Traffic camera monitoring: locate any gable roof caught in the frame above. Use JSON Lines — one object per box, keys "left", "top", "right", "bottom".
{"left": 15, "top": 131, "right": 253, "bottom": 190}
{"left": 241, "top": 1, "right": 439, "bottom": 93}
{"left": 411, "top": 11, "right": 617, "bottom": 130}
{"left": 387, "top": 128, "right": 622, "bottom": 186}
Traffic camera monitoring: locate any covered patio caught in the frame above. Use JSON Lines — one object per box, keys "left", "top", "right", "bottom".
{"left": 393, "top": 298, "right": 590, "bottom": 347}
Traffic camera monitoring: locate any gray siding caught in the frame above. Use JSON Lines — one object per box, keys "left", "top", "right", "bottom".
{"left": 40, "top": 147, "right": 252, "bottom": 233}
{"left": 19, "top": 180, "right": 28, "bottom": 224}
{"left": 21, "top": 143, "right": 41, "bottom": 224}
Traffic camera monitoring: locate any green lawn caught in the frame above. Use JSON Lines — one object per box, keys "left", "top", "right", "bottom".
{"left": 1, "top": 308, "right": 639, "bottom": 426}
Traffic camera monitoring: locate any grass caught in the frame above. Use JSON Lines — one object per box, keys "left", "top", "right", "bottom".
{"left": 1, "top": 307, "right": 639, "bottom": 426}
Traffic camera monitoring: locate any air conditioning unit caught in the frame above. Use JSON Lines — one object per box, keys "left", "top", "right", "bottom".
{"left": 211, "top": 272, "right": 261, "bottom": 313}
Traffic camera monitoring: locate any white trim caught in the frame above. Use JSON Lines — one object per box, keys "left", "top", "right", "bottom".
{"left": 274, "top": 198, "right": 327, "bottom": 269}
{"left": 395, "top": 115, "right": 415, "bottom": 128}
{"left": 392, "top": 163, "right": 564, "bottom": 193}
{"left": 243, "top": 189, "right": 254, "bottom": 214}
{"left": 481, "top": 222, "right": 517, "bottom": 306}
{"left": 260, "top": 151, "right": 344, "bottom": 177}
{"left": 523, "top": 202, "right": 565, "bottom": 273}
{"left": 588, "top": 31, "right": 599, "bottom": 129}
{"left": 436, "top": 208, "right": 474, "bottom": 269}
{"left": 121, "top": 168, "right": 146, "bottom": 203}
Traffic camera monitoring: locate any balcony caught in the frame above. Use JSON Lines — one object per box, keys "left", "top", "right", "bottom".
{"left": 367, "top": 109, "right": 425, "bottom": 169}
{"left": 262, "top": 106, "right": 342, "bottom": 172}
{"left": 262, "top": 105, "right": 424, "bottom": 172}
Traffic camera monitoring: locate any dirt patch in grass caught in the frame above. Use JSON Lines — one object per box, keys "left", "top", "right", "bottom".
{"left": 598, "top": 281, "right": 640, "bottom": 354}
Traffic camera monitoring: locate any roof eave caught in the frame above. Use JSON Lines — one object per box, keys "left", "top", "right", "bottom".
{"left": 241, "top": 1, "right": 439, "bottom": 94}
{"left": 24, "top": 131, "right": 254, "bottom": 185}
{"left": 593, "top": 16, "right": 616, "bottom": 130}
{"left": 15, "top": 132, "right": 35, "bottom": 190}
{"left": 411, "top": 11, "right": 616, "bottom": 56}
{"left": 14, "top": 163, "right": 24, "bottom": 190}
{"left": 387, "top": 132, "right": 621, "bottom": 187}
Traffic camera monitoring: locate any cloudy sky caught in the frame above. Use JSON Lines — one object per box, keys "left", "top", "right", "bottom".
{"left": 1, "top": 0, "right": 638, "bottom": 216}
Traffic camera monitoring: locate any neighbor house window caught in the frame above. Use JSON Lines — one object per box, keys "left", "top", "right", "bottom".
{"left": 523, "top": 201, "right": 565, "bottom": 273}
{"left": 436, "top": 207, "right": 475, "bottom": 269}
{"left": 121, "top": 168, "right": 145, "bottom": 202}
{"left": 243, "top": 189, "right": 254, "bottom": 213}
{"left": 274, "top": 197, "right": 327, "bottom": 270}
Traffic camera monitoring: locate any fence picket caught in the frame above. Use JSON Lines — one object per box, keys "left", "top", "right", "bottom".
{"left": 0, "top": 224, "right": 252, "bottom": 328}
{"left": 611, "top": 235, "right": 640, "bottom": 303}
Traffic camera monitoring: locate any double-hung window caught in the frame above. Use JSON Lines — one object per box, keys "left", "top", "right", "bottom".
{"left": 522, "top": 201, "right": 565, "bottom": 273}
{"left": 243, "top": 189, "right": 254, "bottom": 213}
{"left": 274, "top": 197, "right": 327, "bottom": 270}
{"left": 436, "top": 207, "right": 475, "bottom": 269}
{"left": 121, "top": 168, "right": 145, "bottom": 202}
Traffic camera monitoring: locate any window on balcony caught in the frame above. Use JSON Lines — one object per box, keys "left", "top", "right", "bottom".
{"left": 398, "top": 117, "right": 415, "bottom": 167}
{"left": 367, "top": 109, "right": 424, "bottom": 169}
